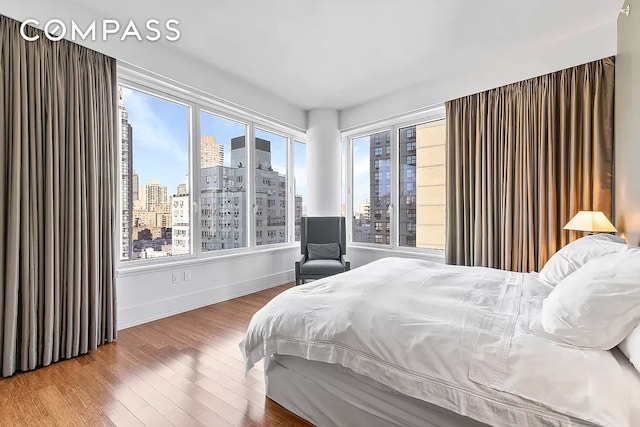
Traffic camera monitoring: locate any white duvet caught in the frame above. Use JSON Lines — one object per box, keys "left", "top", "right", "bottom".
{"left": 241, "top": 257, "right": 640, "bottom": 427}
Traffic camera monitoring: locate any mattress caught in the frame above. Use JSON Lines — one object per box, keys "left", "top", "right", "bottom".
{"left": 267, "top": 354, "right": 488, "bottom": 427}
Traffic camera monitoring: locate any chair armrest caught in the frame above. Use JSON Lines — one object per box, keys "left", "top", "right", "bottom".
{"left": 341, "top": 254, "right": 351, "bottom": 271}
{"left": 296, "top": 254, "right": 306, "bottom": 266}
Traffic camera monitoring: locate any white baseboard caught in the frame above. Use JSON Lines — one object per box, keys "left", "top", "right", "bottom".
{"left": 117, "top": 270, "right": 294, "bottom": 330}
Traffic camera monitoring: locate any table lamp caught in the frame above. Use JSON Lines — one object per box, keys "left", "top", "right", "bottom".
{"left": 563, "top": 211, "right": 617, "bottom": 234}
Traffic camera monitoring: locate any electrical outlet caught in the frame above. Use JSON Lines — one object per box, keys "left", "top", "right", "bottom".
{"left": 171, "top": 273, "right": 179, "bottom": 283}
{"left": 184, "top": 270, "right": 191, "bottom": 281}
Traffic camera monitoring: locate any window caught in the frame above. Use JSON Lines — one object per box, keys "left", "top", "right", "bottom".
{"left": 200, "top": 111, "right": 248, "bottom": 253}
{"left": 398, "top": 120, "right": 446, "bottom": 249}
{"left": 406, "top": 182, "right": 415, "bottom": 194}
{"left": 119, "top": 86, "right": 191, "bottom": 261}
{"left": 294, "top": 141, "right": 306, "bottom": 241}
{"left": 255, "top": 128, "right": 288, "bottom": 246}
{"left": 118, "top": 70, "right": 305, "bottom": 267}
{"left": 374, "top": 147, "right": 383, "bottom": 156}
{"left": 352, "top": 130, "right": 391, "bottom": 245}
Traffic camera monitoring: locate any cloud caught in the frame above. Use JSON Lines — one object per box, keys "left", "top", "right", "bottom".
{"left": 294, "top": 166, "right": 307, "bottom": 187}
{"left": 353, "top": 157, "right": 370, "bottom": 177}
{"left": 271, "top": 163, "right": 287, "bottom": 176}
{"left": 122, "top": 88, "right": 189, "bottom": 165}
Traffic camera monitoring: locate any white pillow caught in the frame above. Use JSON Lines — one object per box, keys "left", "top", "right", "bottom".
{"left": 619, "top": 324, "right": 640, "bottom": 373}
{"left": 540, "top": 248, "right": 640, "bottom": 350}
{"left": 539, "top": 234, "right": 626, "bottom": 284}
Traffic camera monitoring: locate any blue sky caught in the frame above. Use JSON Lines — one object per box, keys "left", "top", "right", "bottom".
{"left": 353, "top": 135, "right": 372, "bottom": 211}
{"left": 122, "top": 87, "right": 307, "bottom": 207}
{"left": 122, "top": 87, "right": 190, "bottom": 195}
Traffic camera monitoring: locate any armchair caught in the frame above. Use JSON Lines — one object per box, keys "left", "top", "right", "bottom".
{"left": 295, "top": 216, "right": 350, "bottom": 286}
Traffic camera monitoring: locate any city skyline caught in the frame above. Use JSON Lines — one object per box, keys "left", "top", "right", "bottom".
{"left": 120, "top": 85, "right": 308, "bottom": 259}
{"left": 121, "top": 88, "right": 307, "bottom": 205}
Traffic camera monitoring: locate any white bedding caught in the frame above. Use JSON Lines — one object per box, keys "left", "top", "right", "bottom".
{"left": 241, "top": 257, "right": 640, "bottom": 427}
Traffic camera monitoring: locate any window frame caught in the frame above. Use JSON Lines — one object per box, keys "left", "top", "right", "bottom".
{"left": 116, "top": 64, "right": 305, "bottom": 273}
{"left": 252, "top": 125, "right": 295, "bottom": 249}
{"left": 293, "top": 139, "right": 307, "bottom": 242}
{"left": 342, "top": 106, "right": 445, "bottom": 255}
{"left": 346, "top": 128, "right": 393, "bottom": 249}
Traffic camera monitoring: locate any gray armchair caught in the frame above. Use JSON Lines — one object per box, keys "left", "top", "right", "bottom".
{"left": 295, "top": 217, "right": 350, "bottom": 286}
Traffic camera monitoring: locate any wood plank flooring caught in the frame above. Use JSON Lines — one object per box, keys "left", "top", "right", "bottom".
{"left": 0, "top": 284, "right": 311, "bottom": 427}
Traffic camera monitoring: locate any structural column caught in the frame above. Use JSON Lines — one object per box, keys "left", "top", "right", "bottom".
{"left": 306, "top": 109, "right": 341, "bottom": 216}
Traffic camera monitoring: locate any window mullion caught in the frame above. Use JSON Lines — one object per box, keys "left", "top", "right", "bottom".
{"left": 288, "top": 136, "right": 295, "bottom": 244}
{"left": 346, "top": 138, "right": 354, "bottom": 244}
{"left": 247, "top": 123, "right": 256, "bottom": 251}
{"left": 391, "top": 125, "right": 399, "bottom": 250}
{"left": 192, "top": 105, "right": 202, "bottom": 258}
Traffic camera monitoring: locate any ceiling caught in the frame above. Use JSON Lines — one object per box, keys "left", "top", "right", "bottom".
{"left": 62, "top": 1, "right": 624, "bottom": 110}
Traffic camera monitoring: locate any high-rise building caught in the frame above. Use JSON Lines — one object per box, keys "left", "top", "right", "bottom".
{"left": 201, "top": 135, "right": 224, "bottom": 168}
{"left": 171, "top": 194, "right": 190, "bottom": 255}
{"left": 399, "top": 126, "right": 417, "bottom": 247}
{"left": 172, "top": 136, "right": 300, "bottom": 253}
{"left": 358, "top": 200, "right": 371, "bottom": 221}
{"left": 414, "top": 120, "right": 446, "bottom": 250}
{"left": 142, "top": 178, "right": 168, "bottom": 211}
{"left": 369, "top": 131, "right": 391, "bottom": 244}
{"left": 132, "top": 170, "right": 139, "bottom": 201}
{"left": 118, "top": 89, "right": 133, "bottom": 260}
{"left": 295, "top": 195, "right": 303, "bottom": 241}
{"left": 198, "top": 165, "right": 247, "bottom": 251}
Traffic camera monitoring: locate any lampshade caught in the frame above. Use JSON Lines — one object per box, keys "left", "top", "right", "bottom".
{"left": 563, "top": 211, "right": 617, "bottom": 233}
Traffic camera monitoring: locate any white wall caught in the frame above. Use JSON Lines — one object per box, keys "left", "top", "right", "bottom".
{"left": 614, "top": 0, "right": 640, "bottom": 246}
{"left": 306, "top": 109, "right": 342, "bottom": 216}
{"left": 117, "top": 248, "right": 300, "bottom": 329}
{"left": 0, "top": 3, "right": 306, "bottom": 130}
{"left": 340, "top": 21, "right": 618, "bottom": 130}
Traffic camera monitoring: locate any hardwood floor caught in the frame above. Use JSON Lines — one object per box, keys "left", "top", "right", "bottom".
{"left": 0, "top": 284, "right": 311, "bottom": 427}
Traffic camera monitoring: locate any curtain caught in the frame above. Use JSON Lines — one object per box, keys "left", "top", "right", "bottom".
{"left": 445, "top": 57, "right": 615, "bottom": 272}
{"left": 0, "top": 15, "right": 117, "bottom": 377}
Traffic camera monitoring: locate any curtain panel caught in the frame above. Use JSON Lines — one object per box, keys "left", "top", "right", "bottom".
{"left": 445, "top": 57, "right": 615, "bottom": 272}
{"left": 0, "top": 15, "right": 117, "bottom": 377}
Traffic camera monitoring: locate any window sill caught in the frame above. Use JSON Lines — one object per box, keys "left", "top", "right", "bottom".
{"left": 116, "top": 244, "right": 299, "bottom": 277}
{"left": 347, "top": 244, "right": 445, "bottom": 263}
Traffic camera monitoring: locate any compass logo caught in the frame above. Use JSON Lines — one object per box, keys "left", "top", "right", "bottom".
{"left": 20, "top": 19, "right": 181, "bottom": 42}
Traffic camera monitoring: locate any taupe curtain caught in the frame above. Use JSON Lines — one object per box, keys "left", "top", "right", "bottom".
{"left": 445, "top": 57, "right": 615, "bottom": 272}
{"left": 0, "top": 15, "right": 117, "bottom": 377}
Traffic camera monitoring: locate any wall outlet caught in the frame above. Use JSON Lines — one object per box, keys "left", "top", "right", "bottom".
{"left": 172, "top": 273, "right": 179, "bottom": 283}
{"left": 184, "top": 270, "right": 191, "bottom": 281}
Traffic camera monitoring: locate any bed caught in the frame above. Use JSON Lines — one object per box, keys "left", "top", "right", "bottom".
{"left": 241, "top": 256, "right": 640, "bottom": 427}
